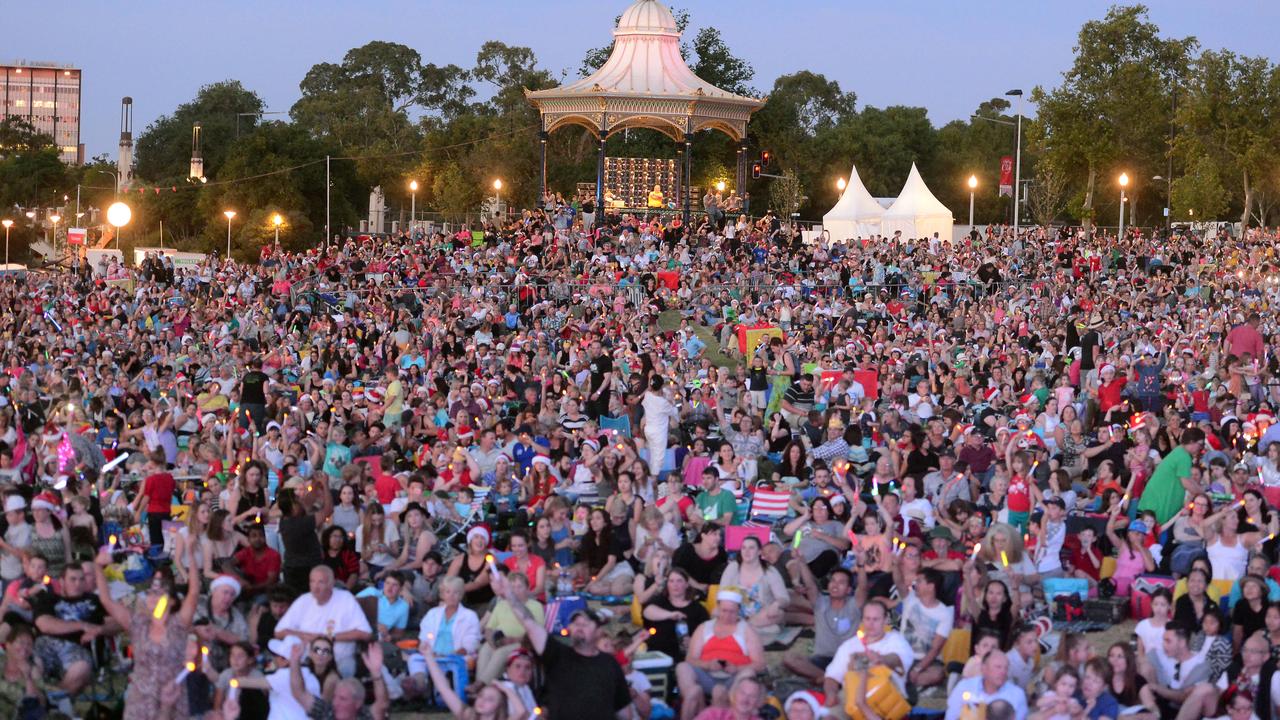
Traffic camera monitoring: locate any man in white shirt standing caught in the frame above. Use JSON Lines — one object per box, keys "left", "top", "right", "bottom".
{"left": 822, "top": 600, "right": 914, "bottom": 712}
{"left": 274, "top": 566, "right": 373, "bottom": 677}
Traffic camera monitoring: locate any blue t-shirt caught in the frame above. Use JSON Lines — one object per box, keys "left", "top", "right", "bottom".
{"left": 1085, "top": 691, "right": 1119, "bottom": 720}
{"left": 357, "top": 587, "right": 409, "bottom": 631}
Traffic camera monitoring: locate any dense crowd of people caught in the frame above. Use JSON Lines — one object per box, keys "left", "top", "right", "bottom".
{"left": 1, "top": 199, "right": 1279, "bottom": 720}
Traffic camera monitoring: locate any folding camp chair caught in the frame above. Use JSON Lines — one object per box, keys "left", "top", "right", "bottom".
{"left": 747, "top": 484, "right": 792, "bottom": 527}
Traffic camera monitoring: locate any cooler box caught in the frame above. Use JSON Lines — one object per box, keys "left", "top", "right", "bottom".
{"left": 633, "top": 651, "right": 674, "bottom": 699}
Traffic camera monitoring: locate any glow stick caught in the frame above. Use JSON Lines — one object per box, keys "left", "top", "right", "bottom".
{"left": 153, "top": 594, "right": 169, "bottom": 619}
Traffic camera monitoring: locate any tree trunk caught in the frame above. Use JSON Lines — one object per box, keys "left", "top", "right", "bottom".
{"left": 1082, "top": 165, "right": 1096, "bottom": 237}
{"left": 1242, "top": 168, "right": 1253, "bottom": 233}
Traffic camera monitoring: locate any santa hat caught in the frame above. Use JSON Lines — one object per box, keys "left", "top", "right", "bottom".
{"left": 983, "top": 388, "right": 1000, "bottom": 403}
{"left": 1019, "top": 393, "right": 1036, "bottom": 406}
{"left": 784, "top": 691, "right": 830, "bottom": 718}
{"left": 31, "top": 491, "right": 61, "bottom": 513}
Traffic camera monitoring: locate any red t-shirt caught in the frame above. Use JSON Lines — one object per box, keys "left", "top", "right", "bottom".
{"left": 1007, "top": 476, "right": 1031, "bottom": 513}
{"left": 374, "top": 473, "right": 401, "bottom": 505}
{"left": 1098, "top": 378, "right": 1128, "bottom": 413}
{"left": 233, "top": 546, "right": 282, "bottom": 587}
{"left": 143, "top": 472, "right": 175, "bottom": 513}
{"left": 1070, "top": 545, "right": 1103, "bottom": 580}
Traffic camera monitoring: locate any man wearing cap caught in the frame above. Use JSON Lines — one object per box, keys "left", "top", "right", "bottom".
{"left": 924, "top": 449, "right": 970, "bottom": 504}
{"left": 489, "top": 571, "right": 631, "bottom": 719}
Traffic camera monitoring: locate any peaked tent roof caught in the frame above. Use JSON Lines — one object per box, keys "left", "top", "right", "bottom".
{"left": 822, "top": 164, "right": 884, "bottom": 240}
{"left": 882, "top": 163, "right": 952, "bottom": 221}
{"left": 881, "top": 163, "right": 954, "bottom": 239}
{"left": 525, "top": 0, "right": 764, "bottom": 141}
{"left": 825, "top": 164, "right": 885, "bottom": 222}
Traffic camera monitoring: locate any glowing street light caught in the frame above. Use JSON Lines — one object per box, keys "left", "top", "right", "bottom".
{"left": 408, "top": 179, "right": 419, "bottom": 235}
{"left": 272, "top": 213, "right": 283, "bottom": 244}
{"left": 49, "top": 213, "right": 60, "bottom": 253}
{"left": 836, "top": 177, "right": 847, "bottom": 192}
{"left": 106, "top": 202, "right": 131, "bottom": 250}
{"left": 1, "top": 219, "right": 11, "bottom": 268}
{"left": 715, "top": 180, "right": 726, "bottom": 193}
{"left": 1118, "top": 172, "right": 1130, "bottom": 238}
{"left": 493, "top": 179, "right": 503, "bottom": 218}
{"left": 223, "top": 210, "right": 236, "bottom": 258}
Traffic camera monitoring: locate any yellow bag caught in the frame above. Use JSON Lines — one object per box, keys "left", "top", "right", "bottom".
{"left": 844, "top": 666, "right": 910, "bottom": 720}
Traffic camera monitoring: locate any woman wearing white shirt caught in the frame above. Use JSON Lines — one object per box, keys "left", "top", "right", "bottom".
{"left": 641, "top": 375, "right": 680, "bottom": 478}
{"left": 409, "top": 577, "right": 482, "bottom": 676}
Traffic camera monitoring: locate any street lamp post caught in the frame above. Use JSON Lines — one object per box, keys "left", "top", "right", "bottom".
{"left": 1006, "top": 89, "right": 1024, "bottom": 236}
{"left": 49, "top": 214, "right": 60, "bottom": 256}
{"left": 223, "top": 210, "right": 236, "bottom": 258}
{"left": 493, "top": 179, "right": 503, "bottom": 219}
{"left": 106, "top": 202, "right": 131, "bottom": 250}
{"left": 1, "top": 219, "right": 11, "bottom": 268}
{"left": 272, "top": 213, "right": 283, "bottom": 245}
{"left": 1118, "top": 173, "right": 1129, "bottom": 239}
{"left": 408, "top": 180, "right": 418, "bottom": 236}
{"left": 967, "top": 175, "right": 978, "bottom": 229}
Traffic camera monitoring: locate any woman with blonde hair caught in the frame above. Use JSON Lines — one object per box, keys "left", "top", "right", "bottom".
{"left": 979, "top": 522, "right": 1039, "bottom": 606}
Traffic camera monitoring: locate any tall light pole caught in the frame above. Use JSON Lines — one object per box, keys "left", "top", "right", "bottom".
{"left": 1, "top": 219, "right": 11, "bottom": 268}
{"left": 408, "top": 179, "right": 418, "bottom": 236}
{"left": 493, "top": 179, "right": 503, "bottom": 219}
{"left": 1153, "top": 174, "right": 1171, "bottom": 235}
{"left": 968, "top": 175, "right": 978, "bottom": 229}
{"left": 223, "top": 210, "right": 236, "bottom": 258}
{"left": 1005, "top": 89, "right": 1024, "bottom": 236}
{"left": 106, "top": 202, "right": 131, "bottom": 250}
{"left": 1118, "top": 173, "right": 1129, "bottom": 239}
{"left": 49, "top": 214, "right": 60, "bottom": 256}
{"left": 272, "top": 213, "right": 283, "bottom": 244}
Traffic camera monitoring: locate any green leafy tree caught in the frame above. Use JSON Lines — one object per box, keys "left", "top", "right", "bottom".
{"left": 432, "top": 162, "right": 480, "bottom": 223}
{"left": 291, "top": 42, "right": 454, "bottom": 193}
{"left": 1030, "top": 5, "right": 1194, "bottom": 232}
{"left": 925, "top": 98, "right": 1017, "bottom": 226}
{"left": 1170, "top": 154, "right": 1229, "bottom": 221}
{"left": 690, "top": 27, "right": 755, "bottom": 96}
{"left": 770, "top": 169, "right": 805, "bottom": 221}
{"left": 134, "top": 81, "right": 265, "bottom": 183}
{"left": 749, "top": 71, "right": 857, "bottom": 213}
{"left": 1175, "top": 49, "right": 1280, "bottom": 228}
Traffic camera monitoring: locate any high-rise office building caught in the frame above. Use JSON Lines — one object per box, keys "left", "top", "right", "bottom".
{"left": 1, "top": 61, "right": 83, "bottom": 165}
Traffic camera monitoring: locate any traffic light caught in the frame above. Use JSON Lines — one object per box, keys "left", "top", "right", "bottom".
{"left": 751, "top": 162, "right": 762, "bottom": 179}
{"left": 761, "top": 150, "right": 772, "bottom": 167}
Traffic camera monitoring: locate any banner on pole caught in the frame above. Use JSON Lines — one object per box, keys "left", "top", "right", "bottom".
{"left": 999, "top": 156, "right": 1014, "bottom": 197}
{"left": 66, "top": 228, "right": 86, "bottom": 246}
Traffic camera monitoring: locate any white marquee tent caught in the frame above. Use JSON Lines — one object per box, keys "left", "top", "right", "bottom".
{"left": 822, "top": 164, "right": 884, "bottom": 241}
{"left": 880, "top": 163, "right": 954, "bottom": 240}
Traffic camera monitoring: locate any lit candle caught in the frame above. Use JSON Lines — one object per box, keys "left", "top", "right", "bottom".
{"left": 228, "top": 678, "right": 240, "bottom": 702}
